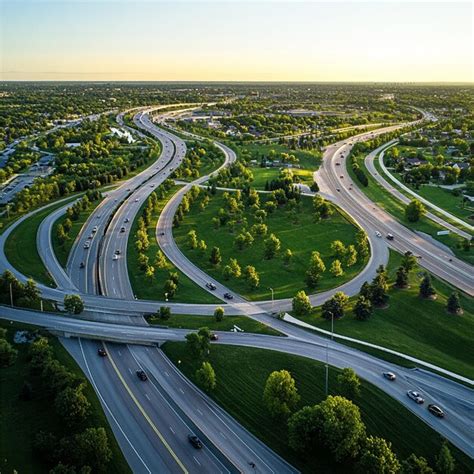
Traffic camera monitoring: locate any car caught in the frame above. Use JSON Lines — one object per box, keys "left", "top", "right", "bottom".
{"left": 340, "top": 175, "right": 344, "bottom": 179}
{"left": 336, "top": 188, "right": 340, "bottom": 192}
{"left": 407, "top": 390, "right": 424, "bottom": 404}
{"left": 428, "top": 404, "right": 445, "bottom": 418}
{"left": 80, "top": 262, "right": 85, "bottom": 269}
{"left": 159, "top": 232, "right": 165, "bottom": 236}
{"left": 120, "top": 227, "right": 126, "bottom": 233}
{"left": 136, "top": 370, "right": 148, "bottom": 381}
{"left": 336, "top": 162, "right": 341, "bottom": 166}
{"left": 135, "top": 198, "right": 139, "bottom": 202}
{"left": 206, "top": 282, "right": 217, "bottom": 290}
{"left": 89, "top": 234, "right": 94, "bottom": 239}
{"left": 92, "top": 226, "right": 98, "bottom": 233}
{"left": 150, "top": 184, "right": 154, "bottom": 187}
{"left": 98, "top": 348, "right": 107, "bottom": 357}
{"left": 375, "top": 231, "right": 382, "bottom": 238}
{"left": 124, "top": 218, "right": 129, "bottom": 223}
{"left": 113, "top": 254, "right": 118, "bottom": 261}
{"left": 224, "top": 292, "right": 233, "bottom": 300}
{"left": 188, "top": 435, "right": 202, "bottom": 449}
{"left": 210, "top": 333, "right": 219, "bottom": 341}
{"left": 386, "top": 233, "right": 394, "bottom": 241}
{"left": 84, "top": 241, "right": 90, "bottom": 249}
{"left": 126, "top": 188, "right": 131, "bottom": 192}
{"left": 115, "top": 249, "right": 121, "bottom": 255}
{"left": 383, "top": 372, "right": 396, "bottom": 381}
{"left": 96, "top": 215, "right": 101, "bottom": 219}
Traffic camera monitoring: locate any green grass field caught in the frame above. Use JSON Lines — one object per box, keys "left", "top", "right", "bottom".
{"left": 147, "top": 313, "right": 281, "bottom": 335}
{"left": 127, "top": 186, "right": 220, "bottom": 303}
{"left": 348, "top": 152, "right": 473, "bottom": 264}
{"left": 250, "top": 166, "right": 313, "bottom": 190}
{"left": 295, "top": 251, "right": 474, "bottom": 379}
{"left": 174, "top": 191, "right": 368, "bottom": 301}
{"left": 4, "top": 198, "right": 78, "bottom": 286}
{"left": 163, "top": 343, "right": 473, "bottom": 473}
{"left": 0, "top": 320, "right": 130, "bottom": 474}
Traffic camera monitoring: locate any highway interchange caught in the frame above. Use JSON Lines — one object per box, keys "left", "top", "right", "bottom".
{"left": 1, "top": 106, "right": 473, "bottom": 472}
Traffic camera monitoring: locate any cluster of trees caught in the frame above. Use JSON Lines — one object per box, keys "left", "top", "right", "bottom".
{"left": 418, "top": 273, "right": 463, "bottom": 315}
{"left": 0, "top": 146, "right": 41, "bottom": 184}
{"left": 0, "top": 327, "right": 18, "bottom": 367}
{"left": 172, "top": 140, "right": 223, "bottom": 180}
{"left": 329, "top": 237, "right": 365, "bottom": 277}
{"left": 173, "top": 185, "right": 201, "bottom": 227}
{"left": 0, "top": 271, "right": 40, "bottom": 307}
{"left": 210, "top": 160, "right": 253, "bottom": 189}
{"left": 405, "top": 199, "right": 426, "bottom": 223}
{"left": 27, "top": 336, "right": 112, "bottom": 472}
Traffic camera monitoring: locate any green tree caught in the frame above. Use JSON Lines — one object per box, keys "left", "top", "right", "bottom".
{"left": 196, "top": 361, "right": 216, "bottom": 392}
{"left": 74, "top": 427, "right": 112, "bottom": 472}
{"left": 55, "top": 383, "right": 90, "bottom": 427}
{"left": 353, "top": 295, "right": 373, "bottom": 321}
{"left": 214, "top": 306, "right": 224, "bottom": 322}
{"left": 185, "top": 328, "right": 211, "bottom": 359}
{"left": 446, "top": 292, "right": 462, "bottom": 315}
{"left": 419, "top": 272, "right": 436, "bottom": 299}
{"left": 330, "top": 259, "right": 344, "bottom": 277}
{"left": 187, "top": 230, "right": 198, "bottom": 249}
{"left": 228, "top": 258, "right": 241, "bottom": 278}
{"left": 154, "top": 250, "right": 168, "bottom": 269}
{"left": 322, "top": 292, "right": 349, "bottom": 320}
{"left": 263, "top": 370, "right": 300, "bottom": 418}
{"left": 198, "top": 239, "right": 207, "bottom": 253}
{"left": 370, "top": 273, "right": 389, "bottom": 307}
{"left": 356, "top": 436, "right": 401, "bottom": 474}
{"left": 401, "top": 251, "right": 417, "bottom": 273}
{"left": 158, "top": 306, "right": 171, "bottom": 320}
{"left": 344, "top": 245, "right": 358, "bottom": 267}
{"left": 435, "top": 442, "right": 455, "bottom": 474}
{"left": 331, "top": 240, "right": 346, "bottom": 259}
{"left": 64, "top": 294, "right": 84, "bottom": 314}
{"left": 288, "top": 405, "right": 320, "bottom": 452}
{"left": 210, "top": 246, "right": 222, "bottom": 265}
{"left": 337, "top": 368, "right": 361, "bottom": 399}
{"left": 264, "top": 233, "right": 281, "bottom": 259}
{"left": 283, "top": 249, "right": 293, "bottom": 266}
{"left": 164, "top": 279, "right": 177, "bottom": 299}
{"left": 405, "top": 199, "right": 426, "bottom": 222}
{"left": 244, "top": 265, "right": 260, "bottom": 289}
{"left": 401, "top": 454, "right": 434, "bottom": 473}
{"left": 23, "top": 278, "right": 40, "bottom": 301}
{"left": 292, "top": 290, "right": 312, "bottom": 315}
{"left": 395, "top": 266, "right": 409, "bottom": 288}
{"left": 305, "top": 251, "right": 326, "bottom": 288}
{"left": 0, "top": 338, "right": 18, "bottom": 367}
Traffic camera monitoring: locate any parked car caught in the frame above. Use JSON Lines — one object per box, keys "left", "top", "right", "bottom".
{"left": 428, "top": 404, "right": 445, "bottom": 418}
{"left": 136, "top": 370, "right": 148, "bottom": 381}
{"left": 383, "top": 372, "right": 396, "bottom": 381}
{"left": 407, "top": 390, "right": 424, "bottom": 404}
{"left": 188, "top": 435, "right": 202, "bottom": 449}
{"left": 98, "top": 348, "right": 107, "bottom": 357}
{"left": 206, "top": 282, "right": 217, "bottom": 291}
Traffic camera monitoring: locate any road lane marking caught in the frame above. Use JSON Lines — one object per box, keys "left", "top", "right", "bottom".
{"left": 179, "top": 388, "right": 184, "bottom": 394}
{"left": 105, "top": 343, "right": 188, "bottom": 473}
{"left": 197, "top": 409, "right": 203, "bottom": 416}
{"left": 193, "top": 457, "right": 201, "bottom": 466}
{"left": 145, "top": 393, "right": 151, "bottom": 401}
{"left": 169, "top": 426, "right": 175, "bottom": 434}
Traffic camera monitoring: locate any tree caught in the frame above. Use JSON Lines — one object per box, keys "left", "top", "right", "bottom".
{"left": 158, "top": 306, "right": 171, "bottom": 320}
{"left": 64, "top": 294, "right": 84, "bottom": 314}
{"left": 145, "top": 265, "right": 155, "bottom": 281}
{"left": 446, "top": 292, "right": 462, "bottom": 315}
{"left": 187, "top": 230, "right": 198, "bottom": 249}
{"left": 436, "top": 442, "right": 455, "bottom": 474}
{"left": 196, "top": 361, "right": 216, "bottom": 392}
{"left": 222, "top": 265, "right": 232, "bottom": 280}
{"left": 419, "top": 273, "right": 436, "bottom": 299}
{"left": 316, "top": 395, "right": 366, "bottom": 461}
{"left": 228, "top": 258, "right": 241, "bottom": 278}
{"left": 395, "top": 266, "right": 409, "bottom": 288}
{"left": 0, "top": 338, "right": 18, "bottom": 367}
{"left": 356, "top": 436, "right": 400, "bottom": 474}
{"left": 214, "top": 306, "right": 224, "bottom": 322}
{"left": 185, "top": 328, "right": 211, "bottom": 359}
{"left": 401, "top": 251, "right": 417, "bottom": 273}
{"left": 305, "top": 251, "right": 326, "bottom": 288}
{"left": 370, "top": 273, "right": 389, "bottom": 307}
{"left": 401, "top": 454, "right": 435, "bottom": 474}
{"left": 330, "top": 259, "right": 344, "bottom": 277}
{"left": 74, "top": 427, "right": 112, "bottom": 472}
{"left": 344, "top": 245, "right": 358, "bottom": 267}
{"left": 23, "top": 278, "right": 40, "bottom": 301}
{"left": 331, "top": 240, "right": 346, "bottom": 259}
{"left": 198, "top": 239, "right": 207, "bottom": 253}
{"left": 321, "top": 292, "right": 349, "bottom": 320}
{"left": 405, "top": 199, "right": 426, "bottom": 222}
{"left": 164, "top": 279, "right": 177, "bottom": 299}
{"left": 353, "top": 295, "right": 373, "bottom": 321}
{"left": 292, "top": 290, "right": 312, "bottom": 315}
{"left": 337, "top": 368, "right": 361, "bottom": 399}
{"left": 283, "top": 249, "right": 293, "bottom": 266}
{"left": 244, "top": 265, "right": 260, "bottom": 289}
{"left": 264, "top": 233, "right": 281, "bottom": 259}
{"left": 56, "top": 223, "right": 69, "bottom": 245}
{"left": 263, "top": 370, "right": 300, "bottom": 418}
{"left": 288, "top": 405, "right": 320, "bottom": 452}
{"left": 210, "top": 246, "right": 222, "bottom": 265}
{"left": 154, "top": 250, "right": 168, "bottom": 269}
{"left": 55, "top": 383, "right": 90, "bottom": 427}
{"left": 356, "top": 230, "right": 369, "bottom": 259}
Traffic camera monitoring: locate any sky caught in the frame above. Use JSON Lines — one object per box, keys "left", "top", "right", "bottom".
{"left": 0, "top": 0, "right": 472, "bottom": 82}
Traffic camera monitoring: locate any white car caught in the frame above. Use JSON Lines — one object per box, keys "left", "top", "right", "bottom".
{"left": 92, "top": 226, "right": 98, "bottom": 233}
{"left": 84, "top": 241, "right": 90, "bottom": 249}
{"left": 113, "top": 254, "right": 118, "bottom": 261}
{"left": 407, "top": 390, "right": 424, "bottom": 404}
{"left": 375, "top": 231, "right": 382, "bottom": 238}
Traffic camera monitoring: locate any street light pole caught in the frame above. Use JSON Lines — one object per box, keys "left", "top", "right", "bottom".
{"left": 269, "top": 287, "right": 274, "bottom": 313}
{"left": 9, "top": 283, "right": 13, "bottom": 307}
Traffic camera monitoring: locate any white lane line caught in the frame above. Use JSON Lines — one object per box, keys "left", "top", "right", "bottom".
{"left": 145, "top": 393, "right": 151, "bottom": 401}
{"left": 220, "top": 432, "right": 227, "bottom": 440}
{"left": 128, "top": 368, "right": 132, "bottom": 374}
{"left": 193, "top": 457, "right": 201, "bottom": 466}
{"left": 197, "top": 409, "right": 203, "bottom": 416}
{"left": 118, "top": 350, "right": 122, "bottom": 356}
{"left": 164, "top": 371, "right": 169, "bottom": 377}
{"left": 179, "top": 388, "right": 184, "bottom": 394}
{"left": 169, "top": 426, "right": 175, "bottom": 434}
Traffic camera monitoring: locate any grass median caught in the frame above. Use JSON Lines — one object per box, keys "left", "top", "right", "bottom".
{"left": 163, "top": 342, "right": 473, "bottom": 473}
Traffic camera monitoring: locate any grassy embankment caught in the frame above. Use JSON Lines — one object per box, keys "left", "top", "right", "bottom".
{"left": 163, "top": 342, "right": 473, "bottom": 473}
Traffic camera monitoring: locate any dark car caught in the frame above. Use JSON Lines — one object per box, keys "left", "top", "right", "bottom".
{"left": 120, "top": 227, "right": 126, "bottom": 233}
{"left": 210, "top": 333, "right": 219, "bottom": 341}
{"left": 428, "top": 404, "right": 445, "bottom": 418}
{"left": 383, "top": 372, "right": 396, "bottom": 381}
{"left": 386, "top": 233, "right": 394, "bottom": 241}
{"left": 98, "top": 348, "right": 107, "bottom": 357}
{"left": 206, "top": 282, "right": 217, "bottom": 291}
{"left": 80, "top": 262, "right": 85, "bottom": 269}
{"left": 224, "top": 292, "right": 233, "bottom": 300}
{"left": 188, "top": 434, "right": 202, "bottom": 449}
{"left": 115, "top": 249, "right": 121, "bottom": 255}
{"left": 136, "top": 370, "right": 148, "bottom": 381}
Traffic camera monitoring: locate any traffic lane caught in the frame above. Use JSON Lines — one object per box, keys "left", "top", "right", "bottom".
{"left": 106, "top": 343, "right": 229, "bottom": 473}
{"left": 62, "top": 337, "right": 177, "bottom": 474}
{"left": 132, "top": 345, "right": 298, "bottom": 474}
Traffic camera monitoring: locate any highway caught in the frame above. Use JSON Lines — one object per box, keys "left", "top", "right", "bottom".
{"left": 2, "top": 304, "right": 473, "bottom": 460}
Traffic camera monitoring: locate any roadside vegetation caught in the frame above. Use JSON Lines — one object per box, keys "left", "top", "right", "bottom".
{"left": 0, "top": 320, "right": 129, "bottom": 474}
{"left": 174, "top": 186, "right": 369, "bottom": 301}
{"left": 164, "top": 342, "right": 472, "bottom": 473}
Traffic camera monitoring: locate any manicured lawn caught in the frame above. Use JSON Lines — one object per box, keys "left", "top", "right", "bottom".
{"left": 4, "top": 198, "right": 77, "bottom": 286}
{"left": 251, "top": 166, "right": 313, "bottom": 190}
{"left": 348, "top": 152, "right": 473, "bottom": 264}
{"left": 0, "top": 320, "right": 130, "bottom": 474}
{"left": 295, "top": 251, "right": 474, "bottom": 380}
{"left": 127, "top": 186, "right": 220, "bottom": 304}
{"left": 147, "top": 313, "right": 281, "bottom": 335}
{"left": 174, "top": 191, "right": 368, "bottom": 301}
{"left": 163, "top": 343, "right": 473, "bottom": 473}
{"left": 52, "top": 197, "right": 104, "bottom": 268}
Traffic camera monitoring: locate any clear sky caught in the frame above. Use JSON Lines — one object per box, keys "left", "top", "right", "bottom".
{"left": 1, "top": 0, "right": 472, "bottom": 82}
